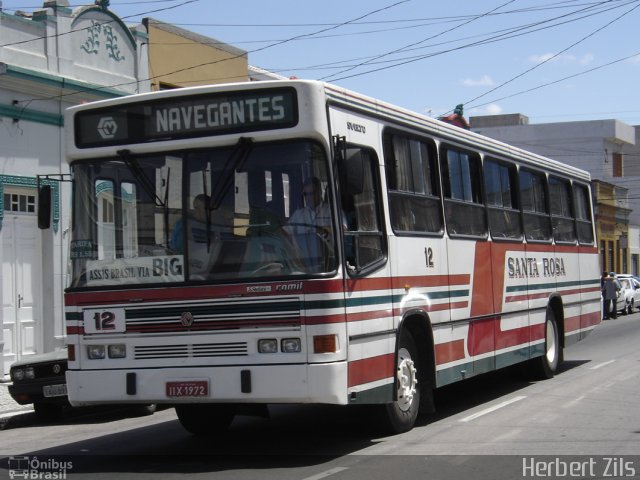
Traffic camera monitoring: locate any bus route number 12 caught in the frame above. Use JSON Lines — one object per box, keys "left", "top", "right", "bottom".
{"left": 83, "top": 308, "right": 126, "bottom": 334}
{"left": 425, "top": 247, "right": 435, "bottom": 268}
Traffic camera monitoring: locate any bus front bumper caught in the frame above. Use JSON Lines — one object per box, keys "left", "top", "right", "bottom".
{"left": 66, "top": 362, "right": 348, "bottom": 406}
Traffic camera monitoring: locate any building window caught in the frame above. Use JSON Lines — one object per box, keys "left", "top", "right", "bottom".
{"left": 3, "top": 192, "right": 36, "bottom": 214}
{"left": 613, "top": 153, "right": 623, "bottom": 177}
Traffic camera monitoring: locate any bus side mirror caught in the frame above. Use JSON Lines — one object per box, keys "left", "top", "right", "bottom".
{"left": 340, "top": 149, "right": 364, "bottom": 196}
{"left": 38, "top": 185, "right": 52, "bottom": 229}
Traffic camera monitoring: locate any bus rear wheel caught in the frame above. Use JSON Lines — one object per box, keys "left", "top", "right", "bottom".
{"left": 175, "top": 404, "right": 235, "bottom": 435}
{"left": 380, "top": 330, "right": 421, "bottom": 434}
{"left": 528, "top": 308, "right": 561, "bottom": 379}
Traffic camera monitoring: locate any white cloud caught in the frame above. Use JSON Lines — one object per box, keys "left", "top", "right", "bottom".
{"left": 529, "top": 53, "right": 594, "bottom": 65}
{"left": 485, "top": 104, "right": 503, "bottom": 115}
{"left": 467, "top": 104, "right": 503, "bottom": 117}
{"left": 579, "top": 53, "right": 594, "bottom": 65}
{"left": 461, "top": 75, "right": 494, "bottom": 87}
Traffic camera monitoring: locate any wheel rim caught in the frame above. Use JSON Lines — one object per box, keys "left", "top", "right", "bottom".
{"left": 545, "top": 319, "right": 557, "bottom": 365}
{"left": 396, "top": 347, "right": 418, "bottom": 412}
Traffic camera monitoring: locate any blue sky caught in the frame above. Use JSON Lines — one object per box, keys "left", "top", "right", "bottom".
{"left": 4, "top": 0, "right": 640, "bottom": 125}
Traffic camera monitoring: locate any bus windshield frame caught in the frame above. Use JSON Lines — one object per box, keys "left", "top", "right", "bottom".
{"left": 67, "top": 139, "right": 338, "bottom": 289}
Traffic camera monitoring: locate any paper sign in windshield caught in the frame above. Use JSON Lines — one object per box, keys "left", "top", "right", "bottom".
{"left": 86, "top": 256, "right": 184, "bottom": 286}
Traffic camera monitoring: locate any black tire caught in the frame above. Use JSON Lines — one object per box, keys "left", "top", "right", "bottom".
{"left": 628, "top": 301, "right": 634, "bottom": 315}
{"left": 528, "top": 307, "right": 561, "bottom": 379}
{"left": 175, "top": 404, "right": 235, "bottom": 435}
{"left": 130, "top": 404, "right": 157, "bottom": 416}
{"left": 379, "top": 330, "right": 421, "bottom": 434}
{"left": 34, "top": 402, "right": 64, "bottom": 422}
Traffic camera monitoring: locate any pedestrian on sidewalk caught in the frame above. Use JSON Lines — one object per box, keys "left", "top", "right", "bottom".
{"left": 602, "top": 273, "right": 620, "bottom": 320}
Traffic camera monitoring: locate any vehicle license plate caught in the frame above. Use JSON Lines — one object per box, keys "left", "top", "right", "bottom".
{"left": 166, "top": 380, "right": 209, "bottom": 397}
{"left": 43, "top": 384, "right": 67, "bottom": 398}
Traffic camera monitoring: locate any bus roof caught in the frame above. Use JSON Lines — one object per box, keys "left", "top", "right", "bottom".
{"left": 66, "top": 79, "right": 591, "bottom": 183}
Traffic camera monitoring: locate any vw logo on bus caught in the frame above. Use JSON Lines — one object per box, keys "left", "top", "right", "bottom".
{"left": 180, "top": 312, "right": 194, "bottom": 327}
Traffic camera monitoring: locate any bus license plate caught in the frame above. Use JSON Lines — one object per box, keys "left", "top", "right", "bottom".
{"left": 166, "top": 381, "right": 209, "bottom": 397}
{"left": 43, "top": 384, "right": 67, "bottom": 398}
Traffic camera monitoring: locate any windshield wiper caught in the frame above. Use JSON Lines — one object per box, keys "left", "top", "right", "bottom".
{"left": 117, "top": 149, "right": 170, "bottom": 247}
{"left": 204, "top": 137, "right": 253, "bottom": 250}
{"left": 209, "top": 137, "right": 253, "bottom": 211}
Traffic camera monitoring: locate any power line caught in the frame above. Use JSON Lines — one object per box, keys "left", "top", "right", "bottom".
{"left": 11, "top": 0, "right": 411, "bottom": 105}
{"left": 467, "top": 50, "right": 640, "bottom": 111}
{"left": 460, "top": 0, "right": 640, "bottom": 114}
{"left": 321, "top": 0, "right": 518, "bottom": 82}
{"left": 313, "top": 0, "right": 633, "bottom": 82}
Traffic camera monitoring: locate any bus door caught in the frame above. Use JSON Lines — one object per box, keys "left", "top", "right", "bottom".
{"left": 338, "top": 144, "right": 394, "bottom": 403}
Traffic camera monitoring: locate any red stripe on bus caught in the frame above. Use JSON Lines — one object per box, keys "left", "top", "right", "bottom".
{"left": 435, "top": 339, "right": 466, "bottom": 364}
{"left": 348, "top": 353, "right": 395, "bottom": 387}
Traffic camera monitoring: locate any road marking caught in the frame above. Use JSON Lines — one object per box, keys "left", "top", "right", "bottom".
{"left": 459, "top": 395, "right": 527, "bottom": 423}
{"left": 301, "top": 467, "right": 349, "bottom": 480}
{"left": 589, "top": 360, "right": 615, "bottom": 370}
{"left": 563, "top": 394, "right": 585, "bottom": 409}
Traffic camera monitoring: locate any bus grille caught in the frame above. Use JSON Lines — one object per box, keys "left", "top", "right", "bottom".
{"left": 134, "top": 342, "right": 248, "bottom": 359}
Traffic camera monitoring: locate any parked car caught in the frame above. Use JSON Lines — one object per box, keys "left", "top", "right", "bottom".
{"left": 616, "top": 274, "right": 640, "bottom": 314}
{"left": 9, "top": 350, "right": 70, "bottom": 421}
{"left": 9, "top": 350, "right": 156, "bottom": 422}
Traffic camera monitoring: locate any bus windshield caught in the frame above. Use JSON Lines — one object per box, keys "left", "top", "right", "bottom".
{"left": 68, "top": 140, "right": 336, "bottom": 288}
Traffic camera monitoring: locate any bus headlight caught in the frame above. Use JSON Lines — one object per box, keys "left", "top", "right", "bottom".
{"left": 87, "top": 345, "right": 106, "bottom": 359}
{"left": 258, "top": 339, "right": 278, "bottom": 353}
{"left": 281, "top": 338, "right": 301, "bottom": 353}
{"left": 108, "top": 344, "right": 126, "bottom": 358}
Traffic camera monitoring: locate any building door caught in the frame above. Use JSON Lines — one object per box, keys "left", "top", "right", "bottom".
{"left": 2, "top": 189, "right": 42, "bottom": 373}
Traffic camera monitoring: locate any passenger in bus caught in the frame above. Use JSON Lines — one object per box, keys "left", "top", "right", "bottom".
{"left": 285, "top": 177, "right": 332, "bottom": 270}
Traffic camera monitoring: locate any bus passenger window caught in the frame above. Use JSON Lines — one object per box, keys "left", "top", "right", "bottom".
{"left": 441, "top": 147, "right": 486, "bottom": 237}
{"left": 574, "top": 183, "right": 594, "bottom": 245}
{"left": 549, "top": 176, "right": 577, "bottom": 244}
{"left": 484, "top": 158, "right": 522, "bottom": 240}
{"left": 383, "top": 132, "right": 443, "bottom": 235}
{"left": 520, "top": 169, "right": 552, "bottom": 242}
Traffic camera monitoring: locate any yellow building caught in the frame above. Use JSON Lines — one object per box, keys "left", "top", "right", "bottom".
{"left": 594, "top": 180, "right": 631, "bottom": 274}
{"left": 143, "top": 18, "right": 249, "bottom": 90}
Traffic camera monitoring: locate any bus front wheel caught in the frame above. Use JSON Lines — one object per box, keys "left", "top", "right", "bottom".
{"left": 380, "top": 330, "right": 421, "bottom": 434}
{"left": 175, "top": 404, "right": 235, "bottom": 435}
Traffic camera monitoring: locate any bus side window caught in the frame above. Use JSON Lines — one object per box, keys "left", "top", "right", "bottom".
{"left": 574, "top": 183, "right": 594, "bottom": 245}
{"left": 484, "top": 158, "right": 522, "bottom": 240}
{"left": 440, "top": 146, "right": 487, "bottom": 237}
{"left": 549, "top": 176, "right": 577, "bottom": 244}
{"left": 339, "top": 147, "right": 386, "bottom": 274}
{"left": 520, "top": 169, "right": 552, "bottom": 242}
{"left": 383, "top": 132, "right": 443, "bottom": 235}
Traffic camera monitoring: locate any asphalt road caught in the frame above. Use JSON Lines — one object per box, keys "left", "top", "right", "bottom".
{"left": 1, "top": 313, "right": 639, "bottom": 479}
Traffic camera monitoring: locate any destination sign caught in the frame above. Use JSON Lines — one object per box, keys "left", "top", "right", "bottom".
{"left": 74, "top": 87, "right": 298, "bottom": 148}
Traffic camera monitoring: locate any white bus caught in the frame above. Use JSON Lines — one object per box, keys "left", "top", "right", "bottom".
{"left": 53, "top": 80, "right": 600, "bottom": 435}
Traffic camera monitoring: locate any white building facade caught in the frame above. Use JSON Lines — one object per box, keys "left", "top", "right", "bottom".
{"left": 0, "top": 0, "right": 149, "bottom": 374}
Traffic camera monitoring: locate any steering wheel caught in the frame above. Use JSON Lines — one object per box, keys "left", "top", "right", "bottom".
{"left": 251, "top": 262, "right": 285, "bottom": 275}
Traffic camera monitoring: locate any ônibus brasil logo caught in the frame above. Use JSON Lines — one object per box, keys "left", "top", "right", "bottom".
{"left": 96, "top": 116, "right": 118, "bottom": 139}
